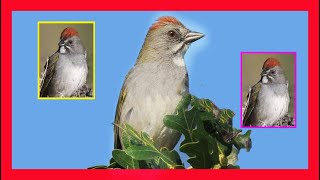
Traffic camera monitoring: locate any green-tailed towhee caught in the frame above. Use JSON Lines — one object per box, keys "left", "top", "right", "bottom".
{"left": 243, "top": 57, "right": 290, "bottom": 126}
{"left": 114, "top": 16, "right": 204, "bottom": 150}
{"left": 40, "top": 27, "right": 88, "bottom": 97}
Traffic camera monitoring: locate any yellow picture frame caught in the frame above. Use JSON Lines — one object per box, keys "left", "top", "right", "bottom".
{"left": 37, "top": 21, "right": 96, "bottom": 100}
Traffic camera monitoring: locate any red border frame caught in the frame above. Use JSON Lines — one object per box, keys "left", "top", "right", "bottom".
{"left": 1, "top": 0, "right": 319, "bottom": 179}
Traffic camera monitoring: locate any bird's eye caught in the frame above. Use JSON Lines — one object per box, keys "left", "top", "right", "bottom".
{"left": 270, "top": 70, "right": 275, "bottom": 74}
{"left": 168, "top": 30, "right": 177, "bottom": 38}
{"left": 69, "top": 40, "right": 73, "bottom": 44}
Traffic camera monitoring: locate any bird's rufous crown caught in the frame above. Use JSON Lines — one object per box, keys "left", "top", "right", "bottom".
{"left": 150, "top": 16, "right": 185, "bottom": 30}
{"left": 60, "top": 27, "right": 79, "bottom": 40}
{"left": 263, "top": 57, "right": 281, "bottom": 69}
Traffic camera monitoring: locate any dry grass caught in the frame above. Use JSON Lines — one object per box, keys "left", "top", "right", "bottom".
{"left": 71, "top": 84, "right": 93, "bottom": 97}
{"left": 242, "top": 103, "right": 295, "bottom": 127}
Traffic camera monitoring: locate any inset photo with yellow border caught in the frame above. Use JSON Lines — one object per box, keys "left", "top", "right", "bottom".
{"left": 38, "top": 21, "right": 95, "bottom": 100}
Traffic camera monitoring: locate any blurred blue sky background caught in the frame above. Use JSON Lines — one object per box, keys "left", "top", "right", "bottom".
{"left": 12, "top": 11, "right": 308, "bottom": 169}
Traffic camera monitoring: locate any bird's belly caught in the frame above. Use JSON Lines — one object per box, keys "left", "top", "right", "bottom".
{"left": 54, "top": 59, "right": 87, "bottom": 97}
{"left": 255, "top": 89, "right": 289, "bottom": 126}
{"left": 125, "top": 91, "right": 183, "bottom": 149}
{"left": 119, "top": 62, "right": 188, "bottom": 149}
{"left": 121, "top": 78, "right": 187, "bottom": 149}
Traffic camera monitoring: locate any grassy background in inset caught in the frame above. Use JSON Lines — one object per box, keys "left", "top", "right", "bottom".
{"left": 39, "top": 23, "right": 94, "bottom": 89}
{"left": 242, "top": 53, "right": 295, "bottom": 117}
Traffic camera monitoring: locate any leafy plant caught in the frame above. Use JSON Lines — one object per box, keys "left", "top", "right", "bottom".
{"left": 89, "top": 94, "right": 252, "bottom": 169}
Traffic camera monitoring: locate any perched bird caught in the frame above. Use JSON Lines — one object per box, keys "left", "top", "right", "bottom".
{"left": 242, "top": 57, "right": 290, "bottom": 126}
{"left": 40, "top": 27, "right": 88, "bottom": 97}
{"left": 114, "top": 16, "right": 204, "bottom": 150}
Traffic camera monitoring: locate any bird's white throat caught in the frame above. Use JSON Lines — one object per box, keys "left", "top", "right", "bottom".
{"left": 59, "top": 46, "right": 66, "bottom": 53}
{"left": 173, "top": 56, "right": 185, "bottom": 67}
{"left": 262, "top": 76, "right": 268, "bottom": 83}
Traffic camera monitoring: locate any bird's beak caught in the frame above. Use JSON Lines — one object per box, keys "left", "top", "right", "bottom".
{"left": 260, "top": 71, "right": 267, "bottom": 77}
{"left": 184, "top": 31, "right": 205, "bottom": 43}
{"left": 260, "top": 70, "right": 274, "bottom": 80}
{"left": 58, "top": 40, "right": 65, "bottom": 47}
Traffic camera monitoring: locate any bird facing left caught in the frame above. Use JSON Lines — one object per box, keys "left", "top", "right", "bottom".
{"left": 40, "top": 27, "right": 88, "bottom": 97}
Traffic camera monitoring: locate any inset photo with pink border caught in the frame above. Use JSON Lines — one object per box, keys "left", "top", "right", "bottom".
{"left": 241, "top": 52, "right": 296, "bottom": 128}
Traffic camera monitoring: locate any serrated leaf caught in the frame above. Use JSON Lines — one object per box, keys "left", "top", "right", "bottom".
{"left": 116, "top": 124, "right": 184, "bottom": 169}
{"left": 112, "top": 149, "right": 139, "bottom": 169}
{"left": 98, "top": 94, "right": 253, "bottom": 169}
{"left": 219, "top": 109, "right": 235, "bottom": 126}
{"left": 165, "top": 95, "right": 220, "bottom": 168}
{"left": 159, "top": 147, "right": 183, "bottom": 166}
{"left": 125, "top": 145, "right": 183, "bottom": 169}
{"left": 126, "top": 146, "right": 159, "bottom": 160}
{"left": 216, "top": 139, "right": 229, "bottom": 167}
{"left": 119, "top": 124, "right": 144, "bottom": 149}
{"left": 164, "top": 95, "right": 252, "bottom": 169}
{"left": 212, "top": 109, "right": 236, "bottom": 143}
{"left": 191, "top": 96, "right": 220, "bottom": 116}
{"left": 233, "top": 130, "right": 252, "bottom": 152}
{"left": 163, "top": 94, "right": 194, "bottom": 142}
{"left": 227, "top": 147, "right": 239, "bottom": 166}
{"left": 180, "top": 140, "right": 217, "bottom": 169}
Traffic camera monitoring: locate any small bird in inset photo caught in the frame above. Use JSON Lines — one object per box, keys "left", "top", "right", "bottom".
{"left": 242, "top": 57, "right": 290, "bottom": 127}
{"left": 40, "top": 27, "right": 88, "bottom": 97}
{"left": 114, "top": 16, "right": 204, "bottom": 150}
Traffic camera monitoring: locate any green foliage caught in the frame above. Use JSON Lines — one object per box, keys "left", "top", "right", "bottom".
{"left": 164, "top": 94, "right": 252, "bottom": 169}
{"left": 109, "top": 124, "right": 184, "bottom": 169}
{"left": 89, "top": 94, "right": 252, "bottom": 169}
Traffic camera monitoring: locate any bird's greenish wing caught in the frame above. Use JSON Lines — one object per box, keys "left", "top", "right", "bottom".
{"left": 40, "top": 52, "right": 59, "bottom": 97}
{"left": 114, "top": 82, "right": 128, "bottom": 149}
{"left": 243, "top": 83, "right": 261, "bottom": 126}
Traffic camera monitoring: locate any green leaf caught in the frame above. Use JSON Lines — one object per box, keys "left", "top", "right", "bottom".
{"left": 226, "top": 147, "right": 239, "bottom": 166}
{"left": 164, "top": 95, "right": 219, "bottom": 168}
{"left": 164, "top": 94, "right": 252, "bottom": 169}
{"left": 233, "top": 130, "right": 252, "bottom": 152}
{"left": 126, "top": 146, "right": 159, "bottom": 160}
{"left": 87, "top": 165, "right": 109, "bottom": 169}
{"left": 115, "top": 124, "right": 184, "bottom": 169}
{"left": 211, "top": 109, "right": 238, "bottom": 144}
{"left": 107, "top": 157, "right": 122, "bottom": 168}
{"left": 95, "top": 94, "right": 253, "bottom": 169}
{"left": 124, "top": 145, "right": 183, "bottom": 169}
{"left": 122, "top": 124, "right": 145, "bottom": 146}
{"left": 160, "top": 147, "right": 182, "bottom": 162}
{"left": 219, "top": 109, "right": 235, "bottom": 126}
{"left": 112, "top": 149, "right": 139, "bottom": 169}
{"left": 224, "top": 165, "right": 240, "bottom": 169}
{"left": 191, "top": 96, "right": 220, "bottom": 116}
{"left": 163, "top": 94, "right": 194, "bottom": 142}
{"left": 216, "top": 139, "right": 229, "bottom": 167}
{"left": 180, "top": 140, "right": 217, "bottom": 168}
{"left": 138, "top": 159, "right": 158, "bottom": 169}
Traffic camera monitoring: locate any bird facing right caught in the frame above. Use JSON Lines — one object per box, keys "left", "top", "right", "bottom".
{"left": 243, "top": 57, "right": 290, "bottom": 126}
{"left": 114, "top": 16, "right": 204, "bottom": 150}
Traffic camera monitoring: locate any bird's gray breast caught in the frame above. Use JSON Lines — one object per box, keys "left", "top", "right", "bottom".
{"left": 120, "top": 61, "right": 188, "bottom": 149}
{"left": 255, "top": 83, "right": 290, "bottom": 126}
{"left": 53, "top": 54, "right": 88, "bottom": 97}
